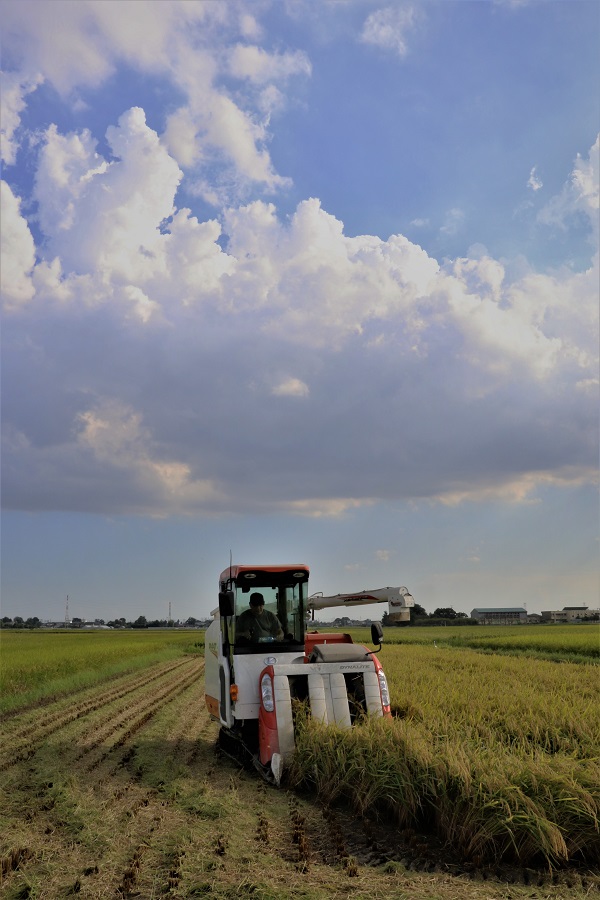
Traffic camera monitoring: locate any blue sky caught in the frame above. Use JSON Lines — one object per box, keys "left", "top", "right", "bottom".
{"left": 1, "top": 0, "right": 598, "bottom": 623}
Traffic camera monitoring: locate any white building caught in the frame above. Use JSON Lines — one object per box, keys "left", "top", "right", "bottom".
{"left": 540, "top": 607, "right": 599, "bottom": 623}
{"left": 470, "top": 607, "right": 527, "bottom": 625}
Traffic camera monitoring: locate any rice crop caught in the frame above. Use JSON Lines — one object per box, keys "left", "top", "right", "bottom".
{"left": 290, "top": 643, "right": 600, "bottom": 868}
{"left": 347, "top": 623, "right": 599, "bottom": 661}
{"left": 0, "top": 629, "right": 204, "bottom": 715}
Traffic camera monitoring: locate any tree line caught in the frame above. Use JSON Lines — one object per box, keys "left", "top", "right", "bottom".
{"left": 2, "top": 606, "right": 475, "bottom": 630}
{"left": 0, "top": 615, "right": 207, "bottom": 629}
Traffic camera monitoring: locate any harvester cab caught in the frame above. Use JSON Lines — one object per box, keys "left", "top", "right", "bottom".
{"left": 204, "top": 563, "right": 414, "bottom": 784}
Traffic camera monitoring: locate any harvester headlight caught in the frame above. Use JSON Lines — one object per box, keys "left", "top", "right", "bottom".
{"left": 378, "top": 670, "right": 390, "bottom": 707}
{"left": 261, "top": 673, "right": 275, "bottom": 712}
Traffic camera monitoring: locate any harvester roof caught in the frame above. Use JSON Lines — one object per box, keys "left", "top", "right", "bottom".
{"left": 219, "top": 564, "right": 310, "bottom": 585}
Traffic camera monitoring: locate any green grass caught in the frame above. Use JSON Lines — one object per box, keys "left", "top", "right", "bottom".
{"left": 0, "top": 629, "right": 204, "bottom": 714}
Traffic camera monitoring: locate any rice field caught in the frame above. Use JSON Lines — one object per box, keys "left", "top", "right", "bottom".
{"left": 0, "top": 629, "right": 204, "bottom": 715}
{"left": 347, "top": 623, "right": 600, "bottom": 662}
{"left": 290, "top": 636, "right": 600, "bottom": 868}
{"left": 2, "top": 624, "right": 599, "bottom": 887}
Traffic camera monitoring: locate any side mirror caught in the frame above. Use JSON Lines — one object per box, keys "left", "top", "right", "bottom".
{"left": 371, "top": 621, "right": 384, "bottom": 647}
{"left": 218, "top": 590, "right": 235, "bottom": 617}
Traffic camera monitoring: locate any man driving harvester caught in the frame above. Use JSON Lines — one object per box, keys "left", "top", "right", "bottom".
{"left": 236, "top": 592, "right": 284, "bottom": 643}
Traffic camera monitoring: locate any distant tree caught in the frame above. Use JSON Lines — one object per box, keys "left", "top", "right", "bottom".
{"left": 13, "top": 616, "right": 24, "bottom": 626}
{"left": 433, "top": 607, "right": 459, "bottom": 620}
{"left": 185, "top": 617, "right": 198, "bottom": 627}
{"left": 25, "top": 617, "right": 41, "bottom": 628}
{"left": 132, "top": 615, "right": 148, "bottom": 628}
{"left": 405, "top": 603, "right": 428, "bottom": 626}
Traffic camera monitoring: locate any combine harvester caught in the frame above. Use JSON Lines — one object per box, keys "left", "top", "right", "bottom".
{"left": 205, "top": 563, "right": 414, "bottom": 783}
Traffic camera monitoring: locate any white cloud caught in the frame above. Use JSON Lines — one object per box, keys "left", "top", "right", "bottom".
{"left": 441, "top": 207, "right": 465, "bottom": 236}
{"left": 1, "top": 0, "right": 297, "bottom": 200}
{"left": 1, "top": 103, "right": 598, "bottom": 518}
{"left": 360, "top": 5, "right": 419, "bottom": 57}
{"left": 74, "top": 399, "right": 223, "bottom": 515}
{"left": 228, "top": 45, "right": 311, "bottom": 84}
{"left": 0, "top": 181, "right": 36, "bottom": 306}
{"left": 538, "top": 134, "right": 599, "bottom": 239}
{"left": 528, "top": 165, "right": 543, "bottom": 191}
{"left": 0, "top": 71, "right": 42, "bottom": 165}
{"left": 272, "top": 378, "right": 310, "bottom": 398}
{"left": 375, "top": 549, "right": 391, "bottom": 561}
{"left": 34, "top": 108, "right": 182, "bottom": 282}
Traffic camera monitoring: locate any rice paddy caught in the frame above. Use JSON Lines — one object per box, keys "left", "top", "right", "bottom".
{"left": 1, "top": 623, "right": 598, "bottom": 897}
{"left": 291, "top": 631, "right": 600, "bottom": 868}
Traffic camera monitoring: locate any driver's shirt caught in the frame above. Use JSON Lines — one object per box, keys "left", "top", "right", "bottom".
{"left": 236, "top": 608, "right": 282, "bottom": 642}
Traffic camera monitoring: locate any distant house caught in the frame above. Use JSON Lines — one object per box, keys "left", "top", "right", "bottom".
{"left": 471, "top": 607, "right": 527, "bottom": 625}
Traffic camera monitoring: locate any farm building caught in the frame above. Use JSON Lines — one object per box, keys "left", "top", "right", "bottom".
{"left": 470, "top": 607, "right": 527, "bottom": 625}
{"left": 540, "top": 606, "right": 599, "bottom": 623}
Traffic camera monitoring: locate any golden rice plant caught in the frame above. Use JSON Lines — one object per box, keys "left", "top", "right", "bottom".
{"left": 290, "top": 642, "right": 600, "bottom": 867}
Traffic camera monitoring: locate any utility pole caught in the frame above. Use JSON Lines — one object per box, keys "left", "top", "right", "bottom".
{"left": 65, "top": 595, "right": 69, "bottom": 626}
{"left": 168, "top": 601, "right": 172, "bottom": 623}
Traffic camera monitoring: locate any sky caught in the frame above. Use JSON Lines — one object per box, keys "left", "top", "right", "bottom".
{"left": 1, "top": 0, "right": 598, "bottom": 624}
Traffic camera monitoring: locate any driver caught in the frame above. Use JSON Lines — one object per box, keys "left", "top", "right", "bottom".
{"left": 236, "top": 592, "right": 284, "bottom": 642}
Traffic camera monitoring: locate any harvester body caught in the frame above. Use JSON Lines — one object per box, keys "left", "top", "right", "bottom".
{"left": 204, "top": 563, "right": 413, "bottom": 783}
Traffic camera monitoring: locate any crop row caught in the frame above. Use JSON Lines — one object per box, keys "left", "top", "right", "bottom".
{"left": 349, "top": 623, "right": 599, "bottom": 659}
{"left": 0, "top": 629, "right": 204, "bottom": 714}
{"left": 290, "top": 643, "right": 600, "bottom": 868}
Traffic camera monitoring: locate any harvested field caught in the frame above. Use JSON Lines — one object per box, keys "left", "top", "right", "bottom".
{"left": 1, "top": 632, "right": 598, "bottom": 899}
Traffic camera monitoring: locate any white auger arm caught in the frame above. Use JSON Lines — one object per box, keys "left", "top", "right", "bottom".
{"left": 307, "top": 586, "right": 414, "bottom": 624}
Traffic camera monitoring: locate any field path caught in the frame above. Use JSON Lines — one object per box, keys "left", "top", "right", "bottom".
{"left": 1, "top": 655, "right": 595, "bottom": 899}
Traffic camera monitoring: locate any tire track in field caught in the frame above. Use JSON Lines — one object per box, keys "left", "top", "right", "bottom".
{"left": 1, "top": 657, "right": 190, "bottom": 740}
{"left": 0, "top": 658, "right": 209, "bottom": 898}
{"left": 80, "top": 662, "right": 215, "bottom": 898}
{"left": 74, "top": 660, "right": 203, "bottom": 774}
{"left": 0, "top": 657, "right": 193, "bottom": 770}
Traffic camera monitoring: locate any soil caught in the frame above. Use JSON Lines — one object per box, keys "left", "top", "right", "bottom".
{"left": 1, "top": 655, "right": 598, "bottom": 899}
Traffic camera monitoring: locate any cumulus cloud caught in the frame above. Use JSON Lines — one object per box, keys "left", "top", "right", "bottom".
{"left": 0, "top": 70, "right": 42, "bottom": 165}
{"left": 1, "top": 0, "right": 307, "bottom": 201}
{"left": 33, "top": 108, "right": 182, "bottom": 282}
{"left": 0, "top": 181, "right": 36, "bottom": 306}
{"left": 2, "top": 110, "right": 597, "bottom": 518}
{"left": 0, "top": 4, "right": 598, "bottom": 523}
